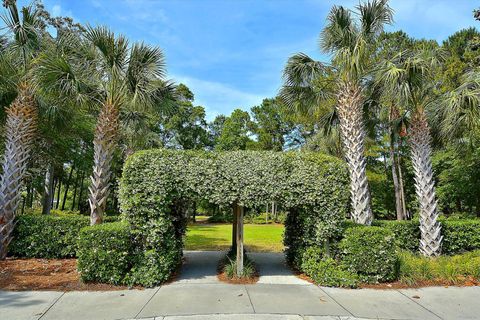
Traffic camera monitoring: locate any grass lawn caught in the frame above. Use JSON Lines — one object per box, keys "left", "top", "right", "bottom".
{"left": 184, "top": 223, "right": 284, "bottom": 252}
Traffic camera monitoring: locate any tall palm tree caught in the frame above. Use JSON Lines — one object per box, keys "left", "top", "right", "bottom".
{"left": 376, "top": 47, "right": 444, "bottom": 256}
{"left": 84, "top": 27, "right": 167, "bottom": 224}
{"left": 0, "top": 2, "right": 41, "bottom": 259}
{"left": 280, "top": 0, "right": 393, "bottom": 225}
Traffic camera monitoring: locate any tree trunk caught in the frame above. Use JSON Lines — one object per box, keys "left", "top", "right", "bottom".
{"left": 71, "top": 171, "right": 80, "bottom": 211}
{"left": 390, "top": 136, "right": 405, "bottom": 220}
{"left": 55, "top": 176, "right": 62, "bottom": 209}
{"left": 336, "top": 82, "right": 373, "bottom": 225}
{"left": 0, "top": 85, "right": 37, "bottom": 259}
{"left": 78, "top": 171, "right": 86, "bottom": 213}
{"left": 89, "top": 101, "right": 119, "bottom": 225}
{"left": 42, "top": 164, "right": 54, "bottom": 215}
{"left": 235, "top": 203, "right": 244, "bottom": 277}
{"left": 397, "top": 140, "right": 408, "bottom": 219}
{"left": 61, "top": 165, "right": 74, "bottom": 210}
{"left": 409, "top": 109, "right": 442, "bottom": 256}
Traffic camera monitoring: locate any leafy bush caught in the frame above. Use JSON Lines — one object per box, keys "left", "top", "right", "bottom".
{"left": 373, "top": 219, "right": 419, "bottom": 252}
{"left": 398, "top": 250, "right": 480, "bottom": 285}
{"left": 120, "top": 150, "right": 349, "bottom": 285}
{"left": 301, "top": 247, "right": 358, "bottom": 288}
{"left": 77, "top": 222, "right": 132, "bottom": 284}
{"left": 340, "top": 226, "right": 399, "bottom": 283}
{"left": 9, "top": 214, "right": 89, "bottom": 258}
{"left": 441, "top": 219, "right": 480, "bottom": 255}
{"left": 372, "top": 218, "right": 480, "bottom": 255}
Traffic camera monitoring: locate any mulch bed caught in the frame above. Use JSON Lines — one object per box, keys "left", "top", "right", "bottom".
{"left": 0, "top": 258, "right": 133, "bottom": 291}
{"left": 216, "top": 256, "right": 259, "bottom": 285}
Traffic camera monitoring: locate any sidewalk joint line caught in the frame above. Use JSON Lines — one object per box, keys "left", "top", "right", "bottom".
{"left": 317, "top": 287, "right": 355, "bottom": 317}
{"left": 244, "top": 285, "right": 256, "bottom": 314}
{"left": 396, "top": 289, "right": 444, "bottom": 320}
{"left": 134, "top": 286, "right": 162, "bottom": 319}
{"left": 38, "top": 291, "right": 65, "bottom": 320}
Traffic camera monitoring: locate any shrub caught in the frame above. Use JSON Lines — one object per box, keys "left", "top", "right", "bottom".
{"left": 77, "top": 222, "right": 132, "bottom": 284}
{"left": 340, "top": 226, "right": 399, "bottom": 283}
{"left": 441, "top": 219, "right": 480, "bottom": 255}
{"left": 373, "top": 220, "right": 419, "bottom": 252}
{"left": 372, "top": 218, "right": 480, "bottom": 255}
{"left": 9, "top": 214, "right": 89, "bottom": 258}
{"left": 398, "top": 250, "right": 480, "bottom": 285}
{"left": 301, "top": 247, "right": 358, "bottom": 288}
{"left": 120, "top": 150, "right": 349, "bottom": 285}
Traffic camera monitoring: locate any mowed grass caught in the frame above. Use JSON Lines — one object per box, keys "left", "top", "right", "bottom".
{"left": 184, "top": 223, "right": 285, "bottom": 252}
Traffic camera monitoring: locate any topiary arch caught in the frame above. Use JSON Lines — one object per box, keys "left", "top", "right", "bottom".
{"left": 119, "top": 149, "right": 349, "bottom": 286}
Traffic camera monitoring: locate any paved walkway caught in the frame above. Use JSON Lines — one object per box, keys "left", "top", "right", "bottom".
{"left": 1, "top": 251, "right": 479, "bottom": 320}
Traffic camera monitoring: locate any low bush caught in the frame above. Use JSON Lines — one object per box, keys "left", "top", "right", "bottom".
{"left": 221, "top": 248, "right": 257, "bottom": 279}
{"left": 301, "top": 247, "right": 358, "bottom": 288}
{"left": 340, "top": 226, "right": 399, "bottom": 283}
{"left": 373, "top": 220, "right": 419, "bottom": 252}
{"left": 77, "top": 222, "right": 132, "bottom": 284}
{"left": 398, "top": 250, "right": 480, "bottom": 285}
{"left": 9, "top": 214, "right": 89, "bottom": 258}
{"left": 441, "top": 219, "right": 480, "bottom": 255}
{"left": 372, "top": 218, "right": 480, "bottom": 255}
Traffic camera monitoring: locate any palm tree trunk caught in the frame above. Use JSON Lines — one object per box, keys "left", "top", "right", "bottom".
{"left": 0, "top": 86, "right": 37, "bottom": 259}
{"left": 42, "top": 164, "right": 54, "bottom": 215}
{"left": 409, "top": 109, "right": 442, "bottom": 256}
{"left": 88, "top": 101, "right": 119, "bottom": 225}
{"left": 336, "top": 82, "right": 373, "bottom": 225}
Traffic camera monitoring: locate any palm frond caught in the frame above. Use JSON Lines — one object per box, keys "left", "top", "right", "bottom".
{"left": 357, "top": 0, "right": 393, "bottom": 37}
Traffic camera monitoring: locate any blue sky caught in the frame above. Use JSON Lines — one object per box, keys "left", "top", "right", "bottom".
{"left": 14, "top": 0, "right": 480, "bottom": 119}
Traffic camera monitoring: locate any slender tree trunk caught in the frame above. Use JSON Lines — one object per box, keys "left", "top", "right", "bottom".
{"left": 397, "top": 139, "right": 408, "bottom": 219}
{"left": 409, "top": 109, "right": 442, "bottom": 256}
{"left": 42, "top": 164, "right": 54, "bottom": 215}
{"left": 390, "top": 136, "right": 405, "bottom": 220}
{"left": 78, "top": 171, "right": 86, "bottom": 213}
{"left": 55, "top": 176, "right": 62, "bottom": 210}
{"left": 336, "top": 82, "right": 373, "bottom": 225}
{"left": 0, "top": 85, "right": 37, "bottom": 259}
{"left": 71, "top": 171, "right": 80, "bottom": 211}
{"left": 61, "top": 166, "right": 74, "bottom": 210}
{"left": 89, "top": 101, "right": 119, "bottom": 225}
{"left": 235, "top": 203, "right": 244, "bottom": 277}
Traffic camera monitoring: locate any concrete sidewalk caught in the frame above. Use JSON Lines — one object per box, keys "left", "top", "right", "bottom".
{"left": 1, "top": 251, "right": 479, "bottom": 320}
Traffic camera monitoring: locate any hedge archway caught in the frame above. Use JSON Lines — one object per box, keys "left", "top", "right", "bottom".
{"left": 119, "top": 150, "right": 349, "bottom": 286}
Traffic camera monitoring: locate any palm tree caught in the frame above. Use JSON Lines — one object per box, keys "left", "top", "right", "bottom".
{"left": 0, "top": 2, "right": 41, "bottom": 259}
{"left": 376, "top": 47, "right": 444, "bottom": 256}
{"left": 280, "top": 0, "right": 393, "bottom": 225}
{"left": 84, "top": 27, "right": 167, "bottom": 224}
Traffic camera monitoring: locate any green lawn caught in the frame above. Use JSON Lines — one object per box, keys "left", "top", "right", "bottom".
{"left": 184, "top": 223, "right": 284, "bottom": 252}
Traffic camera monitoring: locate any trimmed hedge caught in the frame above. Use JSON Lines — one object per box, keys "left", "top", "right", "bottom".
{"left": 9, "top": 214, "right": 89, "bottom": 258}
{"left": 373, "top": 218, "right": 480, "bottom": 255}
{"left": 301, "top": 247, "right": 358, "bottom": 288}
{"left": 120, "top": 150, "right": 350, "bottom": 286}
{"left": 77, "top": 222, "right": 132, "bottom": 284}
{"left": 340, "top": 226, "right": 399, "bottom": 283}
{"left": 9, "top": 213, "right": 122, "bottom": 258}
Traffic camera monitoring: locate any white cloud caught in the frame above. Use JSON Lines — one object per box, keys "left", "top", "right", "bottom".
{"left": 51, "top": 4, "right": 61, "bottom": 16}
{"left": 172, "top": 74, "right": 265, "bottom": 121}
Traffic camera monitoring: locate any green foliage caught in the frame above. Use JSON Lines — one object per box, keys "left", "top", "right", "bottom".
{"left": 223, "top": 250, "right": 257, "bottom": 279}
{"left": 398, "top": 250, "right": 480, "bottom": 285}
{"left": 340, "top": 226, "right": 399, "bottom": 283}
{"left": 9, "top": 214, "right": 89, "bottom": 258}
{"left": 367, "top": 170, "right": 395, "bottom": 219}
{"left": 301, "top": 247, "right": 358, "bottom": 288}
{"left": 373, "top": 218, "right": 480, "bottom": 255}
{"left": 442, "top": 219, "right": 480, "bottom": 255}
{"left": 373, "top": 219, "right": 419, "bottom": 252}
{"left": 120, "top": 149, "right": 349, "bottom": 285}
{"left": 215, "top": 109, "right": 256, "bottom": 151}
{"left": 77, "top": 222, "right": 132, "bottom": 285}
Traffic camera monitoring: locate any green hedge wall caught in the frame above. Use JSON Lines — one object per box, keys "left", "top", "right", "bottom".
{"left": 9, "top": 214, "right": 89, "bottom": 258}
{"left": 9, "top": 213, "right": 121, "bottom": 258}
{"left": 373, "top": 218, "right": 480, "bottom": 255}
{"left": 340, "top": 226, "right": 399, "bottom": 283}
{"left": 77, "top": 222, "right": 132, "bottom": 284}
{"left": 120, "top": 150, "right": 350, "bottom": 286}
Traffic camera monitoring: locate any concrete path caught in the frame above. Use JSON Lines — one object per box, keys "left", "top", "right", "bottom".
{"left": 1, "top": 251, "right": 479, "bottom": 320}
